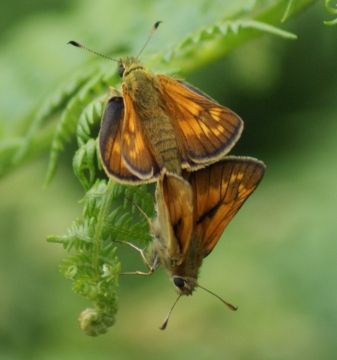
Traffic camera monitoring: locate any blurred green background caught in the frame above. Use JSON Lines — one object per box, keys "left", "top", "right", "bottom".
{"left": 1, "top": 0, "right": 337, "bottom": 359}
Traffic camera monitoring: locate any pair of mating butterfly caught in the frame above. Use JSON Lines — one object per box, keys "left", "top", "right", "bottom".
{"left": 70, "top": 22, "right": 265, "bottom": 329}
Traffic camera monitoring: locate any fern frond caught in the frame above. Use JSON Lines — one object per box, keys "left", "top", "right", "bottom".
{"left": 162, "top": 17, "right": 296, "bottom": 73}
{"left": 45, "top": 65, "right": 119, "bottom": 185}
{"left": 76, "top": 100, "right": 106, "bottom": 147}
{"left": 60, "top": 244, "right": 120, "bottom": 336}
{"left": 14, "top": 66, "right": 98, "bottom": 166}
{"left": 48, "top": 177, "right": 153, "bottom": 335}
{"left": 324, "top": 0, "right": 337, "bottom": 25}
{"left": 73, "top": 139, "right": 99, "bottom": 191}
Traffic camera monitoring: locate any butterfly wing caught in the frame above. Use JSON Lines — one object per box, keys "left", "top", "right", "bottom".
{"left": 155, "top": 173, "right": 193, "bottom": 263}
{"left": 99, "top": 95, "right": 143, "bottom": 183}
{"left": 120, "top": 84, "right": 163, "bottom": 181}
{"left": 186, "top": 157, "right": 265, "bottom": 257}
{"left": 158, "top": 75, "right": 243, "bottom": 169}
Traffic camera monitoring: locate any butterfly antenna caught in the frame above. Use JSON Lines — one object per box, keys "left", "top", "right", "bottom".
{"left": 160, "top": 295, "right": 181, "bottom": 330}
{"left": 68, "top": 41, "right": 118, "bottom": 62}
{"left": 198, "top": 285, "right": 238, "bottom": 311}
{"left": 135, "top": 21, "right": 162, "bottom": 59}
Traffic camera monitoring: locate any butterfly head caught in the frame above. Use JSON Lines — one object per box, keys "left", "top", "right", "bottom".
{"left": 117, "top": 57, "right": 144, "bottom": 78}
{"left": 172, "top": 275, "right": 198, "bottom": 296}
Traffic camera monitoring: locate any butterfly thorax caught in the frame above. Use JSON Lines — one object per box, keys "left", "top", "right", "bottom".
{"left": 121, "top": 58, "right": 162, "bottom": 109}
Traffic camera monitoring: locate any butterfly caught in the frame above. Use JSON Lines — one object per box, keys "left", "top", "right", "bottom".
{"left": 146, "top": 156, "right": 265, "bottom": 327}
{"left": 99, "top": 71, "right": 243, "bottom": 183}
{"left": 69, "top": 22, "right": 243, "bottom": 184}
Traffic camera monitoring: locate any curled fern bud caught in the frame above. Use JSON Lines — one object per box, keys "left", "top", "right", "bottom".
{"left": 78, "top": 308, "right": 115, "bottom": 336}
{"left": 76, "top": 281, "right": 99, "bottom": 300}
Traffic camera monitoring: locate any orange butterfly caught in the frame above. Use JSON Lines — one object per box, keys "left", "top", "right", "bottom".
{"left": 120, "top": 157, "right": 265, "bottom": 328}
{"left": 150, "top": 157, "right": 265, "bottom": 295}
{"left": 69, "top": 22, "right": 243, "bottom": 184}
{"left": 99, "top": 71, "right": 243, "bottom": 183}
{"left": 147, "top": 157, "right": 265, "bottom": 329}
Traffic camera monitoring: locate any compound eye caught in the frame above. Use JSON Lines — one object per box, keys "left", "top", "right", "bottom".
{"left": 173, "top": 277, "right": 185, "bottom": 289}
{"left": 118, "top": 64, "right": 125, "bottom": 77}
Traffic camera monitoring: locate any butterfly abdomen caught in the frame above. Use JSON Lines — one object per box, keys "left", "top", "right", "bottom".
{"left": 145, "top": 112, "right": 182, "bottom": 174}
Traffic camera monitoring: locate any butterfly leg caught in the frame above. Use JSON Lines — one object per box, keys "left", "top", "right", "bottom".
{"left": 114, "top": 240, "right": 155, "bottom": 276}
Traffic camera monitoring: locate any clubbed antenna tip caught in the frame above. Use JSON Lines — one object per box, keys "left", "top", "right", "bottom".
{"left": 68, "top": 41, "right": 81, "bottom": 47}
{"left": 135, "top": 21, "right": 162, "bottom": 59}
{"left": 154, "top": 21, "right": 162, "bottom": 29}
{"left": 159, "top": 295, "right": 180, "bottom": 330}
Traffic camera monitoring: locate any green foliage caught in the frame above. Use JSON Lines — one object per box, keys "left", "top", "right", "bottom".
{"left": 48, "top": 177, "right": 153, "bottom": 335}
{"left": 45, "top": 66, "right": 117, "bottom": 185}
{"left": 324, "top": 0, "right": 337, "bottom": 25}
{"left": 0, "top": 0, "right": 321, "bottom": 337}
{"left": 38, "top": 0, "right": 317, "bottom": 336}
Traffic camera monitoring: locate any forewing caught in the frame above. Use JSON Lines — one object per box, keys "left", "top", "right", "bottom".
{"left": 121, "top": 84, "right": 162, "bottom": 181}
{"left": 186, "top": 157, "right": 265, "bottom": 257}
{"left": 99, "top": 96, "right": 141, "bottom": 183}
{"left": 158, "top": 75, "right": 243, "bottom": 169}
